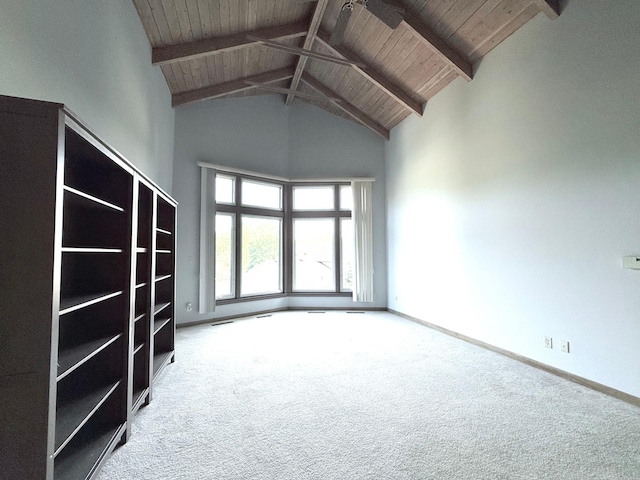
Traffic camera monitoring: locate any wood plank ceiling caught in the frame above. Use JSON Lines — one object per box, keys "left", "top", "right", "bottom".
{"left": 133, "top": 0, "right": 560, "bottom": 139}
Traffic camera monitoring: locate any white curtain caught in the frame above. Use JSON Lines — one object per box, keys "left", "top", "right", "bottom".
{"left": 352, "top": 180, "right": 374, "bottom": 302}
{"left": 198, "top": 167, "right": 216, "bottom": 313}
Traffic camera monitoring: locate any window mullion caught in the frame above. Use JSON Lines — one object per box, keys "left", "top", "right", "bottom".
{"left": 234, "top": 176, "right": 242, "bottom": 299}
{"left": 240, "top": 206, "right": 284, "bottom": 218}
{"left": 334, "top": 217, "right": 341, "bottom": 293}
{"left": 334, "top": 185, "right": 341, "bottom": 293}
{"left": 291, "top": 210, "right": 336, "bottom": 218}
{"left": 284, "top": 184, "right": 292, "bottom": 294}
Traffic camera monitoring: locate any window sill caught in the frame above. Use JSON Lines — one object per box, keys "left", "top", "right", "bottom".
{"left": 216, "top": 292, "right": 352, "bottom": 305}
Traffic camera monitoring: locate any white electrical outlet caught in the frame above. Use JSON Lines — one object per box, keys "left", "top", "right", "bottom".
{"left": 544, "top": 336, "right": 553, "bottom": 349}
{"left": 560, "top": 340, "right": 569, "bottom": 353}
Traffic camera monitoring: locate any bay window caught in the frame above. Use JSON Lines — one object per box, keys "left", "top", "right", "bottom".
{"left": 212, "top": 172, "right": 354, "bottom": 303}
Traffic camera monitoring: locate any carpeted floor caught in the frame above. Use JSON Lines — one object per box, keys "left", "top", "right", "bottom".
{"left": 98, "top": 311, "right": 640, "bottom": 479}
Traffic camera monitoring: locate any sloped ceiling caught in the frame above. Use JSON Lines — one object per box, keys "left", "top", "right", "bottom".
{"left": 133, "top": 0, "right": 560, "bottom": 139}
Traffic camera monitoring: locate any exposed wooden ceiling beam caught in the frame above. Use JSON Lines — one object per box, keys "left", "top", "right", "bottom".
{"left": 533, "top": 0, "right": 560, "bottom": 19}
{"left": 172, "top": 67, "right": 295, "bottom": 107}
{"left": 402, "top": 15, "right": 473, "bottom": 82}
{"left": 316, "top": 30, "right": 423, "bottom": 118}
{"left": 247, "top": 35, "right": 367, "bottom": 68}
{"left": 152, "top": 22, "right": 308, "bottom": 66}
{"left": 245, "top": 81, "right": 342, "bottom": 102}
{"left": 286, "top": 0, "right": 329, "bottom": 106}
{"left": 301, "top": 73, "right": 389, "bottom": 140}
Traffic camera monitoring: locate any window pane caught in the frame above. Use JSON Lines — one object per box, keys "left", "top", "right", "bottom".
{"left": 293, "top": 186, "right": 334, "bottom": 210}
{"left": 340, "top": 218, "right": 354, "bottom": 291}
{"left": 241, "top": 216, "right": 282, "bottom": 296}
{"left": 241, "top": 180, "right": 282, "bottom": 210}
{"left": 215, "top": 174, "right": 235, "bottom": 204}
{"left": 293, "top": 219, "right": 335, "bottom": 291}
{"left": 215, "top": 213, "right": 234, "bottom": 299}
{"left": 340, "top": 185, "right": 353, "bottom": 211}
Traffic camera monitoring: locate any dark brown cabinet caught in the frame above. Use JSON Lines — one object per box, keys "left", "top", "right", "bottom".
{"left": 0, "top": 95, "right": 177, "bottom": 480}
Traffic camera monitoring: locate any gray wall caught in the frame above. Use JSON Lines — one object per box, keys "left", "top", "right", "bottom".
{"left": 0, "top": 0, "right": 175, "bottom": 191}
{"left": 173, "top": 96, "right": 386, "bottom": 324}
{"left": 385, "top": 0, "right": 640, "bottom": 397}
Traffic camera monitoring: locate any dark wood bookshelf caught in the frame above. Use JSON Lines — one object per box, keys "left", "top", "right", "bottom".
{"left": 0, "top": 95, "right": 176, "bottom": 480}
{"left": 127, "top": 181, "right": 154, "bottom": 438}
{"left": 148, "top": 194, "right": 176, "bottom": 393}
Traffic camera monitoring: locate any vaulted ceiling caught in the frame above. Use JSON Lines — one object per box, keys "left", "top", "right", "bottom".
{"left": 133, "top": 0, "right": 560, "bottom": 139}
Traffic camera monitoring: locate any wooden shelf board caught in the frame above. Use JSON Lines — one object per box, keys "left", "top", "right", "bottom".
{"left": 135, "top": 282, "right": 147, "bottom": 289}
{"left": 153, "top": 317, "right": 172, "bottom": 335}
{"left": 59, "top": 291, "right": 123, "bottom": 316}
{"left": 64, "top": 185, "right": 124, "bottom": 213}
{"left": 156, "top": 249, "right": 172, "bottom": 254}
{"left": 134, "top": 312, "right": 147, "bottom": 323}
{"left": 156, "top": 228, "right": 172, "bottom": 235}
{"left": 133, "top": 342, "right": 145, "bottom": 355}
{"left": 154, "top": 274, "right": 172, "bottom": 283}
{"left": 61, "top": 247, "right": 123, "bottom": 254}
{"left": 57, "top": 333, "right": 122, "bottom": 381}
{"left": 132, "top": 387, "right": 149, "bottom": 414}
{"left": 54, "top": 380, "right": 120, "bottom": 454}
{"left": 153, "top": 351, "right": 173, "bottom": 378}
{"left": 54, "top": 423, "right": 125, "bottom": 480}
{"left": 136, "top": 247, "right": 148, "bottom": 253}
{"left": 154, "top": 302, "right": 171, "bottom": 315}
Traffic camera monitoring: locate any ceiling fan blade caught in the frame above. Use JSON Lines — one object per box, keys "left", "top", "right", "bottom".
{"left": 329, "top": 3, "right": 354, "bottom": 46}
{"left": 365, "top": 0, "right": 403, "bottom": 29}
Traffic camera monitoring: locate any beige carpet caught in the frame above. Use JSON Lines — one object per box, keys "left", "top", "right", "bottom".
{"left": 98, "top": 311, "right": 640, "bottom": 479}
